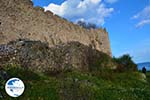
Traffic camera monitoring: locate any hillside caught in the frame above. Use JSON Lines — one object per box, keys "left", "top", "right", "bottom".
{"left": 0, "top": 66, "right": 150, "bottom": 100}
{"left": 0, "top": 0, "right": 111, "bottom": 56}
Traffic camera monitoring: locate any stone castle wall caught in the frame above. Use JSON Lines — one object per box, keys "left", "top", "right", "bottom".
{"left": 0, "top": 0, "right": 111, "bottom": 56}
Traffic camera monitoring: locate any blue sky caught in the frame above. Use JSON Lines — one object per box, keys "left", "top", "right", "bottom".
{"left": 32, "top": 0, "right": 150, "bottom": 63}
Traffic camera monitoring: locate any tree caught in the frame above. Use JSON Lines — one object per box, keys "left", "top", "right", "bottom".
{"left": 77, "top": 20, "right": 97, "bottom": 29}
{"left": 113, "top": 54, "right": 137, "bottom": 72}
{"left": 86, "top": 23, "right": 96, "bottom": 29}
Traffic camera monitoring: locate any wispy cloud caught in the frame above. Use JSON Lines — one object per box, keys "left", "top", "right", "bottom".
{"left": 135, "top": 19, "right": 150, "bottom": 28}
{"left": 104, "top": 0, "right": 118, "bottom": 4}
{"left": 44, "top": 0, "right": 114, "bottom": 26}
{"left": 132, "top": 6, "right": 150, "bottom": 28}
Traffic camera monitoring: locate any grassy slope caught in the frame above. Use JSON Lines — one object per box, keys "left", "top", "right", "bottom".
{"left": 0, "top": 67, "right": 150, "bottom": 100}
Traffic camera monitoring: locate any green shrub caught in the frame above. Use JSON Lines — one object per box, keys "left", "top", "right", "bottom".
{"left": 89, "top": 52, "right": 114, "bottom": 71}
{"left": 113, "top": 54, "right": 137, "bottom": 72}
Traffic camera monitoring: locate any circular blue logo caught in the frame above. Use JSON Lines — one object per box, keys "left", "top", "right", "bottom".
{"left": 5, "top": 78, "right": 25, "bottom": 97}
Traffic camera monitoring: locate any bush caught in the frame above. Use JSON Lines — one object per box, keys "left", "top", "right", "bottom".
{"left": 113, "top": 54, "right": 137, "bottom": 72}
{"left": 77, "top": 20, "right": 97, "bottom": 29}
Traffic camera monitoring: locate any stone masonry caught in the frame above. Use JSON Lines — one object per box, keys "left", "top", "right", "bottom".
{"left": 0, "top": 0, "right": 111, "bottom": 56}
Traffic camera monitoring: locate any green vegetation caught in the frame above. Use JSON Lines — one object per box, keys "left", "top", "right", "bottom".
{"left": 0, "top": 65, "right": 150, "bottom": 100}
{"left": 113, "top": 54, "right": 137, "bottom": 72}
{"left": 77, "top": 20, "right": 97, "bottom": 29}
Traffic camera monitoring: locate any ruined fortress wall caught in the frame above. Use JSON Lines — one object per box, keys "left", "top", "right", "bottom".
{"left": 0, "top": 0, "right": 111, "bottom": 56}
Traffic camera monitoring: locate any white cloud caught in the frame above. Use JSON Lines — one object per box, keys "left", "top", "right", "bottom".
{"left": 104, "top": 0, "right": 118, "bottom": 4}
{"left": 44, "top": 0, "right": 114, "bottom": 26}
{"left": 132, "top": 6, "right": 150, "bottom": 28}
{"left": 136, "top": 20, "right": 150, "bottom": 28}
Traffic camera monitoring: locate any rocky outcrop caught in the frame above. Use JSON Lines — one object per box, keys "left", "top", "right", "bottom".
{"left": 0, "top": 0, "right": 111, "bottom": 56}
{"left": 0, "top": 40, "right": 114, "bottom": 73}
